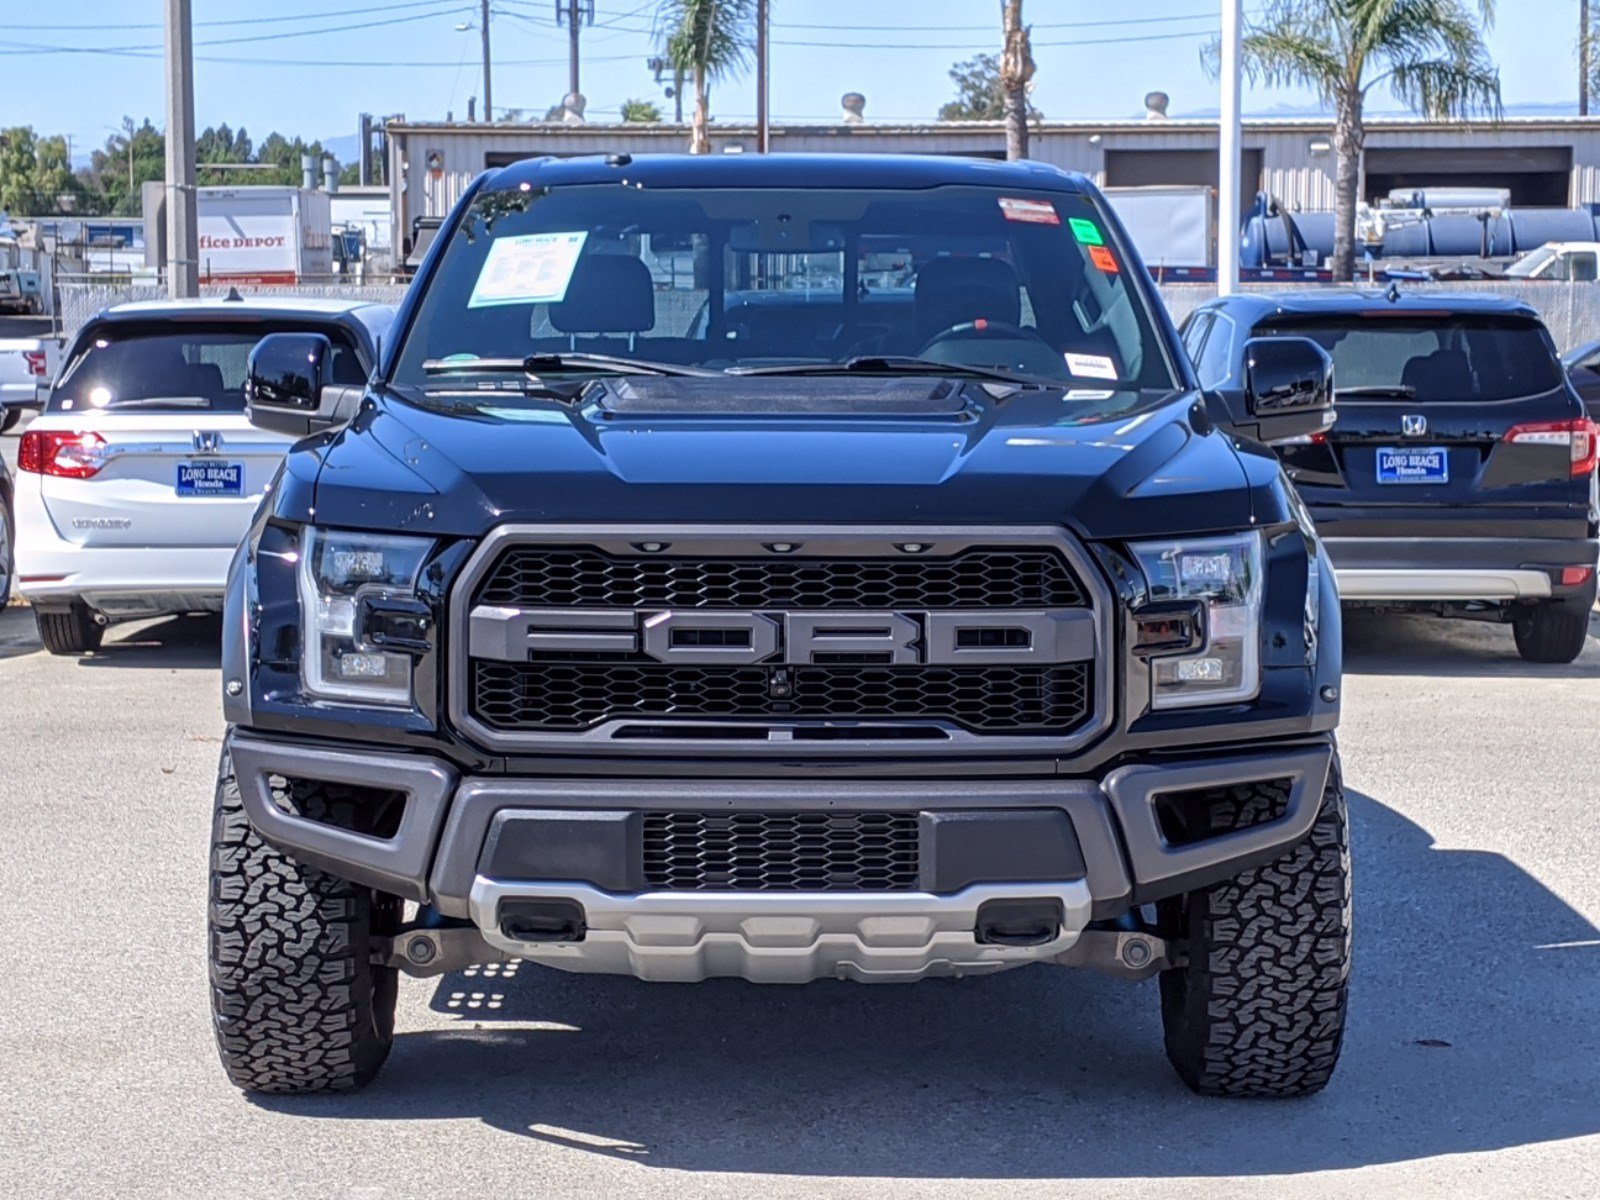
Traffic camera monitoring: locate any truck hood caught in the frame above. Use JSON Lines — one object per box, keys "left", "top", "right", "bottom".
{"left": 306, "top": 379, "right": 1256, "bottom": 541}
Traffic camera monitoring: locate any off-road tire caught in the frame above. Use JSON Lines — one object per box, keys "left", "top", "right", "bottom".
{"left": 208, "top": 754, "right": 400, "bottom": 1094}
{"left": 35, "top": 604, "right": 103, "bottom": 656}
{"left": 1512, "top": 598, "right": 1592, "bottom": 664}
{"left": 1158, "top": 753, "right": 1351, "bottom": 1098}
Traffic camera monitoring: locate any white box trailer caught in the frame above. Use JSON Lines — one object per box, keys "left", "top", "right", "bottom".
{"left": 1102, "top": 185, "right": 1217, "bottom": 276}
{"left": 196, "top": 186, "right": 333, "bottom": 284}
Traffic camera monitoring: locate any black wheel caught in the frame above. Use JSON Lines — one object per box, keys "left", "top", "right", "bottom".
{"left": 0, "top": 497, "right": 12, "bottom": 607}
{"left": 208, "top": 752, "right": 400, "bottom": 1094}
{"left": 35, "top": 603, "right": 103, "bottom": 655}
{"left": 1159, "top": 753, "right": 1351, "bottom": 1098}
{"left": 1512, "top": 597, "right": 1592, "bottom": 664}
{"left": 0, "top": 407, "right": 20, "bottom": 434}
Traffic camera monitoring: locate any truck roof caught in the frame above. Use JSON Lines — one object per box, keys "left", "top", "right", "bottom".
{"left": 1207, "top": 289, "right": 1542, "bottom": 322}
{"left": 486, "top": 152, "right": 1092, "bottom": 194}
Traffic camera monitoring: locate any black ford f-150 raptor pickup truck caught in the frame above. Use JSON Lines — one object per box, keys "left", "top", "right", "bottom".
{"left": 210, "top": 153, "right": 1349, "bottom": 1099}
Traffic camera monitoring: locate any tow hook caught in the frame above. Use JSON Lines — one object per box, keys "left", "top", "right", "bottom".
{"left": 371, "top": 927, "right": 513, "bottom": 978}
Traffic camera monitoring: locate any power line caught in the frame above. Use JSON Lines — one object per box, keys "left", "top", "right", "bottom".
{"left": 33, "top": 0, "right": 471, "bottom": 32}
{"left": 0, "top": 6, "right": 473, "bottom": 56}
{"left": 772, "top": 29, "right": 1220, "bottom": 51}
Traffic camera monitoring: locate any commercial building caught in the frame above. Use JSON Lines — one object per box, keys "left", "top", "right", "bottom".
{"left": 385, "top": 112, "right": 1600, "bottom": 262}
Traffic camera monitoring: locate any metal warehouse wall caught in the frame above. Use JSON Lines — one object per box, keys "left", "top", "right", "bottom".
{"left": 387, "top": 117, "right": 1600, "bottom": 260}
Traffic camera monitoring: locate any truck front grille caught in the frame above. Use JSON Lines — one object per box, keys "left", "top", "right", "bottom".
{"left": 476, "top": 546, "right": 1085, "bottom": 609}
{"left": 642, "top": 811, "right": 921, "bottom": 891}
{"left": 452, "top": 531, "right": 1106, "bottom": 750}
{"left": 472, "top": 660, "right": 1091, "bottom": 733}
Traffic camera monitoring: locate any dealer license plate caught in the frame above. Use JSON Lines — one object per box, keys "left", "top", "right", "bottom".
{"left": 177, "top": 461, "right": 244, "bottom": 496}
{"left": 1376, "top": 446, "right": 1448, "bottom": 485}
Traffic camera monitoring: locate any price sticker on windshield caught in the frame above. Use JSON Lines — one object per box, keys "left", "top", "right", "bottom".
{"left": 1088, "top": 244, "right": 1119, "bottom": 274}
{"left": 468, "top": 231, "right": 590, "bottom": 308}
{"left": 998, "top": 197, "right": 1061, "bottom": 225}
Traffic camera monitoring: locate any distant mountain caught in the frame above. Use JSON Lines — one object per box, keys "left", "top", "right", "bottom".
{"left": 320, "top": 133, "right": 363, "bottom": 167}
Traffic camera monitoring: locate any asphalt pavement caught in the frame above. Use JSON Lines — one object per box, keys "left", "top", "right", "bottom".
{"left": 0, "top": 593, "right": 1596, "bottom": 1198}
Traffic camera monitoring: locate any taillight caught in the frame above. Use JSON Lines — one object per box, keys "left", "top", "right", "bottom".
{"left": 17, "top": 430, "right": 109, "bottom": 478}
{"left": 21, "top": 351, "right": 46, "bottom": 378}
{"left": 1504, "top": 418, "right": 1597, "bottom": 477}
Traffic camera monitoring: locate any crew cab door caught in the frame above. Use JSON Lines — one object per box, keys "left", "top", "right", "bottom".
{"left": 1252, "top": 312, "right": 1594, "bottom": 537}
{"left": 24, "top": 319, "right": 367, "bottom": 549}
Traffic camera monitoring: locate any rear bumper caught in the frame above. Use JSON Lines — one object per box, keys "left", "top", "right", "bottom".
{"left": 1325, "top": 536, "right": 1598, "bottom": 602}
{"left": 227, "top": 731, "right": 1335, "bottom": 983}
{"left": 16, "top": 539, "right": 234, "bottom": 613}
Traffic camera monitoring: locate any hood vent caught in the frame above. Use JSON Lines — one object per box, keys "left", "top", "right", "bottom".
{"left": 595, "top": 377, "right": 976, "bottom": 419}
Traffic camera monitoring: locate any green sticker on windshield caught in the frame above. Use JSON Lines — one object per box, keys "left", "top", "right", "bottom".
{"left": 1068, "top": 218, "right": 1104, "bottom": 246}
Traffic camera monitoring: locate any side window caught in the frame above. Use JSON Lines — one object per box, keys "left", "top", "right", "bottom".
{"left": 1572, "top": 253, "right": 1599, "bottom": 282}
{"left": 1195, "top": 312, "right": 1239, "bottom": 388}
{"left": 1180, "top": 312, "right": 1213, "bottom": 364}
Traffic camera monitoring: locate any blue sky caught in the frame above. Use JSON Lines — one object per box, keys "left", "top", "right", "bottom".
{"left": 0, "top": 0, "right": 1587, "bottom": 164}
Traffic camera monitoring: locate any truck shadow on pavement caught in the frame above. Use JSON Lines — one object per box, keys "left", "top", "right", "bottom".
{"left": 256, "top": 790, "right": 1599, "bottom": 1180}
{"left": 1341, "top": 606, "right": 1600, "bottom": 679}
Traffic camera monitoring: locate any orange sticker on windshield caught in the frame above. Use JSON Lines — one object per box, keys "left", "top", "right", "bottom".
{"left": 1089, "top": 244, "right": 1119, "bottom": 273}
{"left": 998, "top": 197, "right": 1061, "bottom": 225}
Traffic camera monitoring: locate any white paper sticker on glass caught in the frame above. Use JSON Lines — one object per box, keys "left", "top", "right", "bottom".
{"left": 467, "top": 231, "right": 590, "bottom": 309}
{"left": 1065, "top": 353, "right": 1118, "bottom": 381}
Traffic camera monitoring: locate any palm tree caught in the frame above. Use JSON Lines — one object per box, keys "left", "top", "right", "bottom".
{"left": 1000, "top": 0, "right": 1035, "bottom": 160}
{"left": 1224, "top": 0, "right": 1502, "bottom": 281}
{"left": 659, "top": 0, "right": 758, "bottom": 154}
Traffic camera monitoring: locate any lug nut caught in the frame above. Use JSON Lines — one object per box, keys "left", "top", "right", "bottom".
{"left": 1122, "top": 937, "right": 1152, "bottom": 968}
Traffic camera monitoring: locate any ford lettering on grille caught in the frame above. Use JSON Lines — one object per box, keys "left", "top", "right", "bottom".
{"left": 469, "top": 606, "right": 1095, "bottom": 666}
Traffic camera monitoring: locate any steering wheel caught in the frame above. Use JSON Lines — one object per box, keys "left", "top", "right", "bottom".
{"left": 916, "top": 319, "right": 1052, "bottom": 359}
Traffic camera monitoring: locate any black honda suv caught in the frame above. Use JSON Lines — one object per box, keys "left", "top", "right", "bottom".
{"left": 1183, "top": 291, "right": 1598, "bottom": 662}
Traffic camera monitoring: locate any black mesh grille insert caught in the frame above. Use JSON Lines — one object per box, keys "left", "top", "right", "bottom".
{"left": 642, "top": 811, "right": 921, "bottom": 891}
{"left": 472, "top": 661, "right": 1092, "bottom": 733}
{"left": 475, "top": 546, "right": 1085, "bottom": 609}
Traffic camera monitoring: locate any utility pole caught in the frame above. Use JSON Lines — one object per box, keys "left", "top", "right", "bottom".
{"left": 480, "top": 0, "right": 493, "bottom": 122}
{"left": 756, "top": 0, "right": 770, "bottom": 152}
{"left": 1217, "top": 0, "right": 1243, "bottom": 297}
{"left": 164, "top": 0, "right": 198, "bottom": 298}
{"left": 557, "top": 0, "right": 592, "bottom": 98}
{"left": 1583, "top": 0, "right": 1592, "bottom": 117}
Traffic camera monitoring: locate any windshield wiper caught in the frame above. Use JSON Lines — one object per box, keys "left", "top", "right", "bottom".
{"left": 728, "top": 356, "right": 1042, "bottom": 385}
{"left": 421, "top": 353, "right": 714, "bottom": 378}
{"left": 1336, "top": 384, "right": 1417, "bottom": 398}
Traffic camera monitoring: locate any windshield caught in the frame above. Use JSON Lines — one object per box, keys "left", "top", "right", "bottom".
{"left": 392, "top": 182, "right": 1177, "bottom": 393}
{"left": 50, "top": 322, "right": 368, "bottom": 413}
{"left": 1505, "top": 247, "right": 1559, "bottom": 278}
{"left": 1253, "top": 315, "right": 1563, "bottom": 403}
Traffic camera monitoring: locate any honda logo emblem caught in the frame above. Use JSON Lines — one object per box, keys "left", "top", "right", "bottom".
{"left": 193, "top": 430, "right": 222, "bottom": 454}
{"left": 1401, "top": 414, "right": 1428, "bottom": 438}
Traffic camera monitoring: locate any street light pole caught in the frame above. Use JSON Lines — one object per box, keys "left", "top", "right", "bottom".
{"left": 164, "top": 0, "right": 198, "bottom": 298}
{"left": 1217, "top": 0, "right": 1243, "bottom": 297}
{"left": 480, "top": 0, "right": 493, "bottom": 122}
{"left": 1583, "top": 0, "right": 1592, "bottom": 117}
{"left": 756, "top": 0, "right": 770, "bottom": 152}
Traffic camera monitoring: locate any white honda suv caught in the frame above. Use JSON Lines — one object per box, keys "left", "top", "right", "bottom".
{"left": 14, "top": 297, "right": 393, "bottom": 655}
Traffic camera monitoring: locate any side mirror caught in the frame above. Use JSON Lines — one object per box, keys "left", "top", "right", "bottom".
{"left": 1240, "top": 336, "right": 1335, "bottom": 445}
{"left": 245, "top": 333, "right": 363, "bottom": 437}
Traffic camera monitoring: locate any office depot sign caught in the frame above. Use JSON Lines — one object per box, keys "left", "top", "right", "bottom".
{"left": 196, "top": 187, "right": 334, "bottom": 284}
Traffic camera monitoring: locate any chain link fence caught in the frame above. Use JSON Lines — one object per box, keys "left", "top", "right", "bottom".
{"left": 54, "top": 279, "right": 1600, "bottom": 355}
{"left": 54, "top": 282, "right": 410, "bottom": 342}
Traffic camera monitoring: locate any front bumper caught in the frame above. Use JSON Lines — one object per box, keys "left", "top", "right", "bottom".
{"left": 1325, "top": 536, "right": 1599, "bottom": 602}
{"left": 228, "top": 732, "right": 1335, "bottom": 983}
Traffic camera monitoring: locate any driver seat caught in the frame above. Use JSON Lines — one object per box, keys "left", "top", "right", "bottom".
{"left": 913, "top": 257, "right": 1022, "bottom": 345}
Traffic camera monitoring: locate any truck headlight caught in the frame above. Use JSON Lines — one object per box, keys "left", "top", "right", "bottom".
{"left": 298, "top": 527, "right": 433, "bottom": 705}
{"left": 1130, "top": 532, "right": 1264, "bottom": 710}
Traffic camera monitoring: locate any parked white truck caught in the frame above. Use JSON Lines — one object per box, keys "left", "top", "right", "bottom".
{"left": 143, "top": 185, "right": 335, "bottom": 284}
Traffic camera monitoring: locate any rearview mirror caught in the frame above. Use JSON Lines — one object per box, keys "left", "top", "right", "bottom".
{"left": 245, "top": 333, "right": 363, "bottom": 437}
{"left": 1240, "top": 336, "right": 1335, "bottom": 445}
